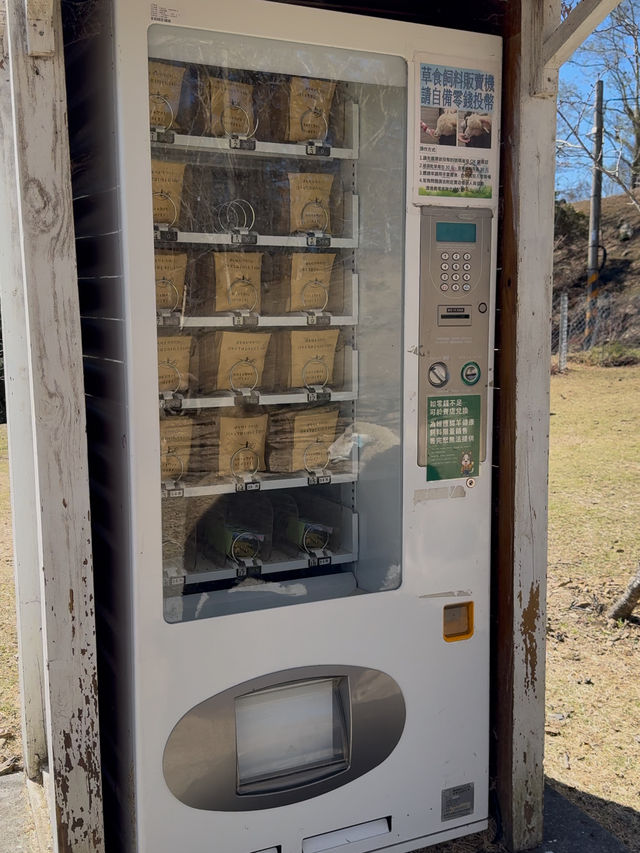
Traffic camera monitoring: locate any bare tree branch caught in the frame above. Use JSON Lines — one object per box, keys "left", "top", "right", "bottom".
{"left": 557, "top": 0, "right": 640, "bottom": 196}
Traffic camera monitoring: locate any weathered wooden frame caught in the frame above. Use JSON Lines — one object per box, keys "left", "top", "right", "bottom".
{"left": 0, "top": 0, "right": 104, "bottom": 850}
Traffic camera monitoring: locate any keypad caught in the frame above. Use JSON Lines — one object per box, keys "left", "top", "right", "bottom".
{"left": 434, "top": 250, "right": 476, "bottom": 292}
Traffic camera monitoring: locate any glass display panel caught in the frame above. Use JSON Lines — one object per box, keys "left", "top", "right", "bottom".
{"left": 150, "top": 27, "right": 406, "bottom": 623}
{"left": 435, "top": 222, "right": 477, "bottom": 243}
{"left": 235, "top": 678, "right": 349, "bottom": 793}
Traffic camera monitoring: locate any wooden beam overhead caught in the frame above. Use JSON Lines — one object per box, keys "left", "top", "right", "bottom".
{"left": 542, "top": 0, "right": 623, "bottom": 73}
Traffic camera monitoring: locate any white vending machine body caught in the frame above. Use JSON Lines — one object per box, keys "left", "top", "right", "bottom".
{"left": 66, "top": 1, "right": 501, "bottom": 850}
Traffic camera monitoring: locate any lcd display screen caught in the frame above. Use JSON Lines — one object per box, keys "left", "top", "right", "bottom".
{"left": 436, "top": 222, "right": 477, "bottom": 243}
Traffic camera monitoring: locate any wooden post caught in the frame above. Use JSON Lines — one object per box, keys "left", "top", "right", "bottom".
{"left": 494, "top": 0, "right": 558, "bottom": 848}
{"left": 0, "top": 0, "right": 48, "bottom": 783}
{"left": 3, "top": 0, "right": 104, "bottom": 850}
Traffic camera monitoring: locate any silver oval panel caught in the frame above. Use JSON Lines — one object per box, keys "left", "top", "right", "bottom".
{"left": 162, "top": 664, "right": 406, "bottom": 811}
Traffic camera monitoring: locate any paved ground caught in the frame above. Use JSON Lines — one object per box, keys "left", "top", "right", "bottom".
{"left": 0, "top": 772, "right": 631, "bottom": 852}
{"left": 0, "top": 772, "right": 39, "bottom": 853}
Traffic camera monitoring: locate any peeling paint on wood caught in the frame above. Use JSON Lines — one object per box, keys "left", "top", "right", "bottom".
{"left": 3, "top": 0, "right": 104, "bottom": 849}
{"left": 0, "top": 0, "right": 48, "bottom": 785}
{"left": 521, "top": 582, "right": 540, "bottom": 693}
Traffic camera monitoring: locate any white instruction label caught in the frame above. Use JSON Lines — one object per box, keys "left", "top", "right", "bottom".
{"left": 150, "top": 4, "right": 179, "bottom": 23}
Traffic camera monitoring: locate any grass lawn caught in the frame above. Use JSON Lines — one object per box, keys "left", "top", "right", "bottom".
{"left": 544, "top": 362, "right": 640, "bottom": 851}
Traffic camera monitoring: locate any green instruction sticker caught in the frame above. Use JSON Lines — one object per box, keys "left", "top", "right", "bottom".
{"left": 426, "top": 394, "right": 481, "bottom": 482}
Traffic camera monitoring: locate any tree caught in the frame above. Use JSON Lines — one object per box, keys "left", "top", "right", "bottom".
{"left": 607, "top": 562, "right": 640, "bottom": 621}
{"left": 556, "top": 0, "right": 640, "bottom": 212}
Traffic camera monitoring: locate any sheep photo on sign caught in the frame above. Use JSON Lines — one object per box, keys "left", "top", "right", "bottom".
{"left": 415, "top": 60, "right": 498, "bottom": 200}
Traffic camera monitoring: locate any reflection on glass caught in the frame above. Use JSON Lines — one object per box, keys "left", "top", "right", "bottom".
{"left": 235, "top": 678, "right": 349, "bottom": 793}
{"left": 150, "top": 28, "right": 406, "bottom": 622}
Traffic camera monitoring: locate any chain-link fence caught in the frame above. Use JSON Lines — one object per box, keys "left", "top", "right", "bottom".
{"left": 552, "top": 286, "right": 640, "bottom": 367}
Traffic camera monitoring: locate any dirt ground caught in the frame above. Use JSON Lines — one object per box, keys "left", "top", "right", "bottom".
{"left": 0, "top": 363, "right": 639, "bottom": 850}
{"left": 0, "top": 428, "right": 21, "bottom": 776}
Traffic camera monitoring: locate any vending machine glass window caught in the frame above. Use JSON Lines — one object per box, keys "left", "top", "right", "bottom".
{"left": 150, "top": 28, "right": 407, "bottom": 623}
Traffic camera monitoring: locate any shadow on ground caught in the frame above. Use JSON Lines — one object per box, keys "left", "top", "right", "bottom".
{"left": 415, "top": 777, "right": 638, "bottom": 853}
{"left": 546, "top": 777, "right": 640, "bottom": 853}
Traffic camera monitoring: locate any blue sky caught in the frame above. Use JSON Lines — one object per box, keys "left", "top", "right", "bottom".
{"left": 555, "top": 0, "right": 638, "bottom": 200}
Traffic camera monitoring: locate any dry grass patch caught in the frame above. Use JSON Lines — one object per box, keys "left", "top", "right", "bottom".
{"left": 546, "top": 362, "right": 640, "bottom": 851}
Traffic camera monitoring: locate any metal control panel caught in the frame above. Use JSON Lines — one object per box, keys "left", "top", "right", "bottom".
{"left": 417, "top": 207, "right": 493, "bottom": 474}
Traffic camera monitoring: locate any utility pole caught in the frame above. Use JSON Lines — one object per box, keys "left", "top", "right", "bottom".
{"left": 584, "top": 79, "right": 603, "bottom": 350}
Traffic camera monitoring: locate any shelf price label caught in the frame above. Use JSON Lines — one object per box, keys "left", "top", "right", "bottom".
{"left": 306, "top": 313, "right": 331, "bottom": 327}
{"left": 229, "top": 136, "right": 256, "bottom": 151}
{"left": 154, "top": 226, "right": 178, "bottom": 242}
{"left": 232, "top": 313, "right": 259, "bottom": 327}
{"left": 230, "top": 231, "right": 258, "bottom": 245}
{"left": 235, "top": 480, "right": 261, "bottom": 492}
{"left": 150, "top": 129, "right": 176, "bottom": 145}
{"left": 161, "top": 486, "right": 185, "bottom": 499}
{"left": 306, "top": 142, "right": 331, "bottom": 157}
{"left": 308, "top": 554, "right": 332, "bottom": 568}
{"left": 306, "top": 233, "right": 331, "bottom": 248}
{"left": 307, "top": 389, "right": 331, "bottom": 403}
{"left": 307, "top": 473, "right": 332, "bottom": 486}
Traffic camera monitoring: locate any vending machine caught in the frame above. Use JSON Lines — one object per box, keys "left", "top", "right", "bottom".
{"left": 64, "top": 1, "right": 501, "bottom": 850}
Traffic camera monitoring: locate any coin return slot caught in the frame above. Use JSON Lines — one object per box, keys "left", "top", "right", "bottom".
{"left": 438, "top": 305, "right": 473, "bottom": 326}
{"left": 302, "top": 817, "right": 391, "bottom": 852}
{"left": 443, "top": 601, "right": 474, "bottom": 642}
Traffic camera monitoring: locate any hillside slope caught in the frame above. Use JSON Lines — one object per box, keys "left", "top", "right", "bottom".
{"left": 554, "top": 193, "right": 640, "bottom": 349}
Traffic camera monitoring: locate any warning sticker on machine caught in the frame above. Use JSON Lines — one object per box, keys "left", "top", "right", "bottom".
{"left": 426, "top": 394, "right": 480, "bottom": 482}
{"left": 442, "top": 783, "right": 474, "bottom": 821}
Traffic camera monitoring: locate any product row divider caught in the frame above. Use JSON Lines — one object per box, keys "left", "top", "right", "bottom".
{"left": 153, "top": 192, "right": 359, "bottom": 249}
{"left": 159, "top": 350, "right": 358, "bottom": 413}
{"left": 157, "top": 273, "right": 359, "bottom": 329}
{"left": 178, "top": 509, "right": 359, "bottom": 587}
{"left": 150, "top": 102, "right": 360, "bottom": 162}
{"left": 161, "top": 468, "right": 358, "bottom": 500}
